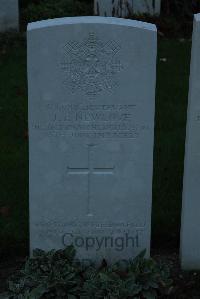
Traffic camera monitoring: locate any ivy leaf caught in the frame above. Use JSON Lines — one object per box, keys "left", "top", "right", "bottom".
{"left": 29, "top": 284, "right": 46, "bottom": 298}
{"left": 63, "top": 244, "right": 76, "bottom": 261}
{"left": 142, "top": 289, "right": 157, "bottom": 299}
{"left": 134, "top": 249, "right": 146, "bottom": 260}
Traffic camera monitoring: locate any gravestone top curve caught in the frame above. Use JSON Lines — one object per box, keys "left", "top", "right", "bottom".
{"left": 28, "top": 16, "right": 156, "bottom": 32}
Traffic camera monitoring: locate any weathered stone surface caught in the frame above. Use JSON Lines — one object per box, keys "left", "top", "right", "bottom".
{"left": 28, "top": 17, "right": 157, "bottom": 263}
{"left": 94, "top": 0, "right": 161, "bottom": 17}
{"left": 181, "top": 14, "right": 200, "bottom": 270}
{"left": 0, "top": 0, "right": 19, "bottom": 32}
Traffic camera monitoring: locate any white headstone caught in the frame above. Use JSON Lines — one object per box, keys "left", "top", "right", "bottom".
{"left": 28, "top": 16, "right": 157, "bottom": 264}
{"left": 0, "top": 0, "right": 19, "bottom": 32}
{"left": 94, "top": 0, "right": 161, "bottom": 17}
{"left": 181, "top": 14, "right": 200, "bottom": 270}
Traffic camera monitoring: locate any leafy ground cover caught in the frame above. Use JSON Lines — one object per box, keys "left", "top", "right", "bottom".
{"left": 1, "top": 248, "right": 200, "bottom": 298}
{"left": 6, "top": 246, "right": 172, "bottom": 298}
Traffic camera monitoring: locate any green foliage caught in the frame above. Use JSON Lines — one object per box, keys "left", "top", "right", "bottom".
{"left": 162, "top": 0, "right": 200, "bottom": 18}
{"left": 23, "top": 0, "right": 93, "bottom": 23}
{"left": 8, "top": 247, "right": 172, "bottom": 299}
{"left": 0, "top": 32, "right": 28, "bottom": 258}
{"left": 8, "top": 246, "right": 81, "bottom": 298}
{"left": 81, "top": 250, "right": 172, "bottom": 299}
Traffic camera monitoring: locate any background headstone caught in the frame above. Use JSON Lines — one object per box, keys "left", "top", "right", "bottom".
{"left": 0, "top": 0, "right": 19, "bottom": 32}
{"left": 28, "top": 16, "right": 157, "bottom": 263}
{"left": 181, "top": 14, "right": 200, "bottom": 270}
{"left": 94, "top": 0, "right": 161, "bottom": 17}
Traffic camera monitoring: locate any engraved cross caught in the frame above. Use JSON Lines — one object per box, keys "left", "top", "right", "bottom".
{"left": 67, "top": 144, "right": 115, "bottom": 217}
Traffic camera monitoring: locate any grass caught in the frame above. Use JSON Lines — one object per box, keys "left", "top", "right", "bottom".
{"left": 152, "top": 39, "right": 191, "bottom": 249}
{"left": 0, "top": 34, "right": 28, "bottom": 256}
{"left": 0, "top": 32, "right": 191, "bottom": 257}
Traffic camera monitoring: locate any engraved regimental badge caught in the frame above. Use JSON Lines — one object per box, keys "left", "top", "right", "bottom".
{"left": 61, "top": 32, "right": 123, "bottom": 97}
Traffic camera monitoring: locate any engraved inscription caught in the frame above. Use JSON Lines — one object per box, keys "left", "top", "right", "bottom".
{"left": 34, "top": 219, "right": 145, "bottom": 253}
{"left": 61, "top": 32, "right": 123, "bottom": 96}
{"left": 33, "top": 103, "right": 149, "bottom": 139}
{"left": 36, "top": 220, "right": 146, "bottom": 229}
{"left": 67, "top": 144, "right": 115, "bottom": 217}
